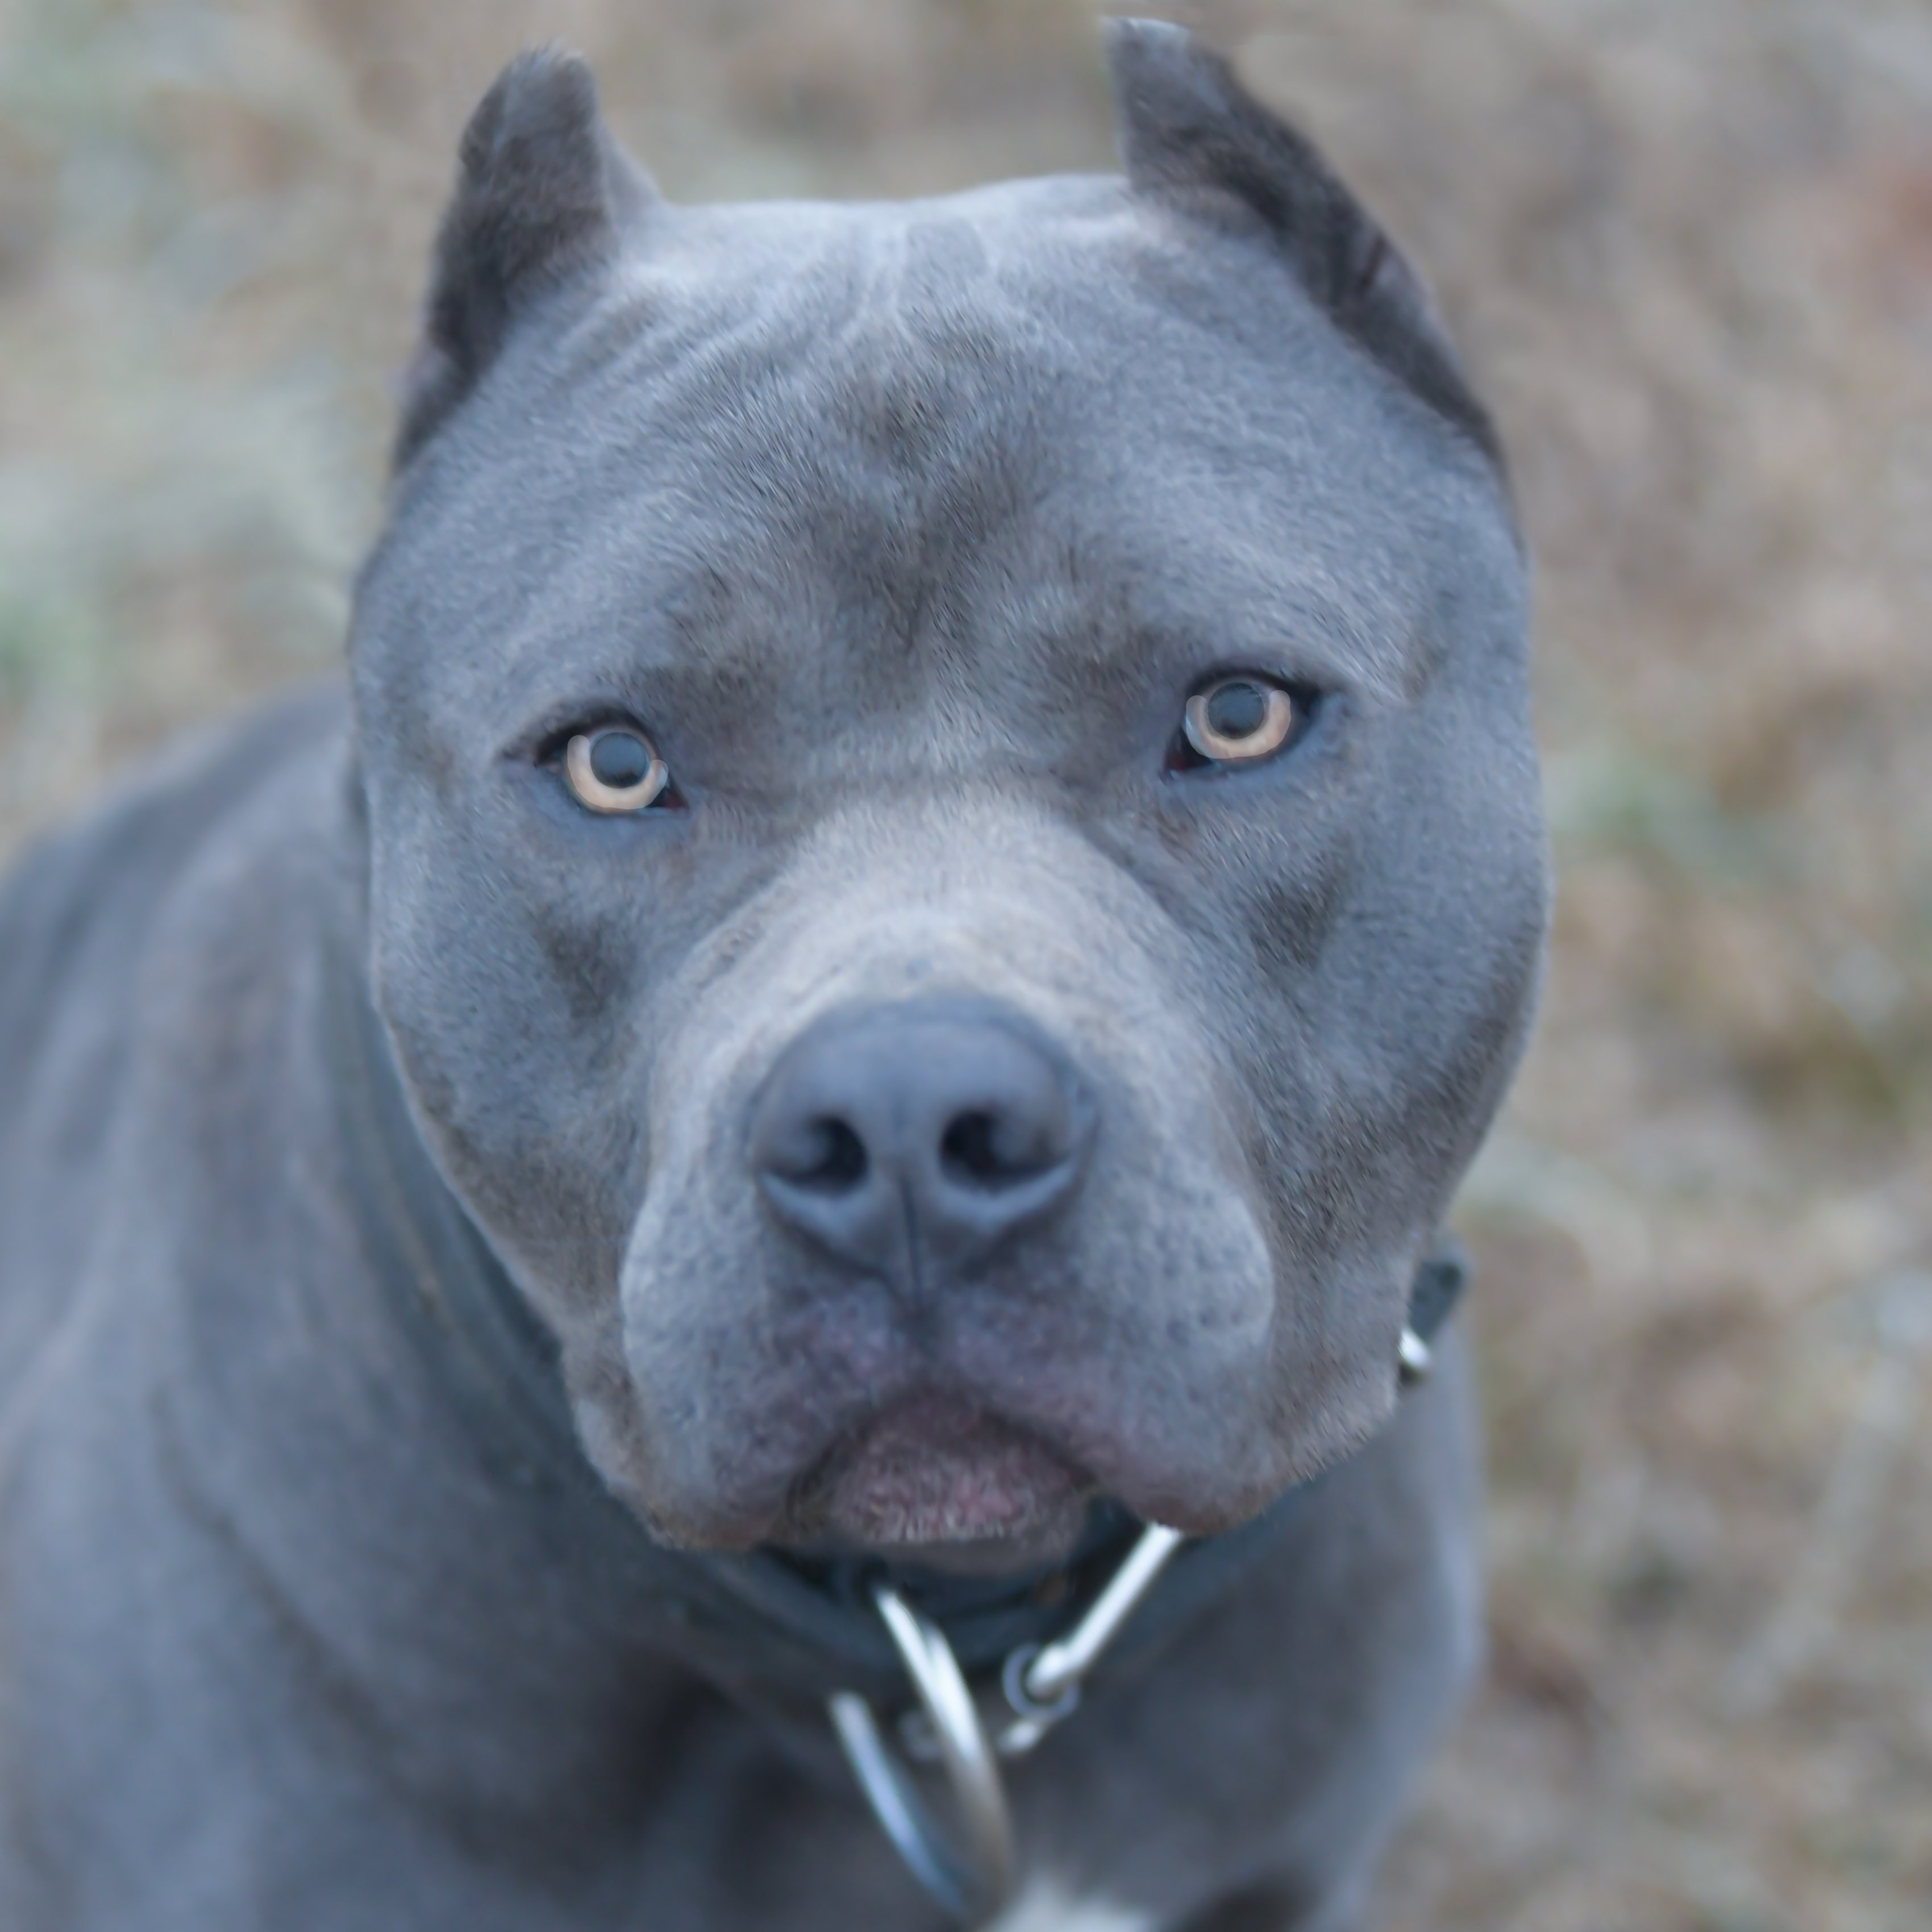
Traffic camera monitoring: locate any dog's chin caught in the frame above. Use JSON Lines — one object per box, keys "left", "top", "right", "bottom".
{"left": 777, "top": 1393, "right": 1094, "bottom": 1575}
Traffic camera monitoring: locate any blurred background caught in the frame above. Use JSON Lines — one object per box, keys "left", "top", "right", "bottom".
{"left": 3, "top": 0, "right": 1930, "bottom": 1924}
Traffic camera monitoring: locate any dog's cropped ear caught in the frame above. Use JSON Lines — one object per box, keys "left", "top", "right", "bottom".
{"left": 1105, "top": 19, "right": 1500, "bottom": 467}
{"left": 395, "top": 46, "right": 654, "bottom": 468}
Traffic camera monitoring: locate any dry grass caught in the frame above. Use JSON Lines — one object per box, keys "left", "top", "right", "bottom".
{"left": 5, "top": 1, "right": 1932, "bottom": 1925}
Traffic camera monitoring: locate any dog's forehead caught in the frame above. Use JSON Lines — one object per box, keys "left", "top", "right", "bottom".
{"left": 584, "top": 175, "right": 1473, "bottom": 520}
{"left": 363, "top": 173, "right": 1515, "bottom": 751}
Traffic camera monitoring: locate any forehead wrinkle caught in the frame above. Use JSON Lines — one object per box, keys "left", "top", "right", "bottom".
{"left": 629, "top": 201, "right": 1082, "bottom": 519}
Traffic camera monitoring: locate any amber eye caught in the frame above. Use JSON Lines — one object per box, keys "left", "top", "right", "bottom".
{"left": 563, "top": 727, "right": 669, "bottom": 813}
{"left": 1182, "top": 678, "right": 1298, "bottom": 764}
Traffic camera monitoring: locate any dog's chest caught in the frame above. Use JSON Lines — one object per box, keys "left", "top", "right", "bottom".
{"left": 988, "top": 1881, "right": 1154, "bottom": 1932}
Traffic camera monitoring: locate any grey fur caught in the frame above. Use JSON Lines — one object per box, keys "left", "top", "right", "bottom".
{"left": 0, "top": 22, "right": 1543, "bottom": 1929}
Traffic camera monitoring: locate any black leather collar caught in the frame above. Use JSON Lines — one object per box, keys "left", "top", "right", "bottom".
{"left": 322, "top": 932, "right": 1467, "bottom": 1727}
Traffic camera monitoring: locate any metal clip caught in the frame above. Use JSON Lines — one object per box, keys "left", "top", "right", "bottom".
{"left": 995, "top": 1523, "right": 1185, "bottom": 1754}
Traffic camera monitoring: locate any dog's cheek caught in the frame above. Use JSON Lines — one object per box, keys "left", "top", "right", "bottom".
{"left": 365, "top": 842, "right": 649, "bottom": 1305}
{"left": 1247, "top": 865, "right": 1347, "bottom": 975}
{"left": 525, "top": 893, "right": 641, "bottom": 1030}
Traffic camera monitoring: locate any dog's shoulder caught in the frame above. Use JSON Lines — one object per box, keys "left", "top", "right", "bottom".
{"left": 0, "top": 680, "right": 348, "bottom": 1078}
{"left": 0, "top": 681, "right": 349, "bottom": 1376}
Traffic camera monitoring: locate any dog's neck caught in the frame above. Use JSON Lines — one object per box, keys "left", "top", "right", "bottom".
{"left": 109, "top": 810, "right": 722, "bottom": 1821}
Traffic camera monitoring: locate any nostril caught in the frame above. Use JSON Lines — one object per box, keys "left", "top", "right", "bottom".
{"left": 778, "top": 1117, "right": 869, "bottom": 1194}
{"left": 940, "top": 1107, "right": 1059, "bottom": 1189}
{"left": 940, "top": 1110, "right": 1000, "bottom": 1188}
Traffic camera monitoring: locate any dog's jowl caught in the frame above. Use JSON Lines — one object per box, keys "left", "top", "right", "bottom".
{"left": 0, "top": 20, "right": 1546, "bottom": 1931}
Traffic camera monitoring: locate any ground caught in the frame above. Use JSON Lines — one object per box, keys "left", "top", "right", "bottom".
{"left": 3, "top": 2, "right": 1930, "bottom": 1926}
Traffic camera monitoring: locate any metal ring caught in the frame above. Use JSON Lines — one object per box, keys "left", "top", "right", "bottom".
{"left": 827, "top": 1583, "right": 1017, "bottom": 1923}
{"left": 828, "top": 1692, "right": 981, "bottom": 1921}
{"left": 1002, "top": 1642, "right": 1081, "bottom": 1726}
{"left": 996, "top": 1643, "right": 1080, "bottom": 1757}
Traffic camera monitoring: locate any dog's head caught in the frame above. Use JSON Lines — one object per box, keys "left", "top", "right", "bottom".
{"left": 348, "top": 22, "right": 1546, "bottom": 1571}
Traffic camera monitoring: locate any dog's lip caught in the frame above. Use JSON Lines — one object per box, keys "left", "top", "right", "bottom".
{"left": 782, "top": 1389, "right": 1095, "bottom": 1552}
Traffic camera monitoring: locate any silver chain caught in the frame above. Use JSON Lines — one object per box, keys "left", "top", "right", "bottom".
{"left": 827, "top": 1522, "right": 1185, "bottom": 1924}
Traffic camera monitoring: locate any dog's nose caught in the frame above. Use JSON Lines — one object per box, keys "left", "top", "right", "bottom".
{"left": 748, "top": 1001, "right": 1094, "bottom": 1280}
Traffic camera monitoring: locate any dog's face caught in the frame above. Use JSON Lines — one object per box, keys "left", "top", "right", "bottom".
{"left": 349, "top": 26, "right": 1546, "bottom": 1568}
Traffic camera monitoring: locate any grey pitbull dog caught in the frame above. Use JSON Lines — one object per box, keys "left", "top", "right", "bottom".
{"left": 0, "top": 20, "right": 1545, "bottom": 1931}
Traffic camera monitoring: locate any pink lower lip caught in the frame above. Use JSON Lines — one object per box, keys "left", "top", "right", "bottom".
{"left": 817, "top": 1393, "right": 1090, "bottom": 1545}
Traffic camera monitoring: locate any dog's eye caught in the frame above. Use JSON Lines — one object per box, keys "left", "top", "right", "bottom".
{"left": 1180, "top": 677, "right": 1299, "bottom": 766}
{"left": 563, "top": 727, "right": 671, "bottom": 813}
